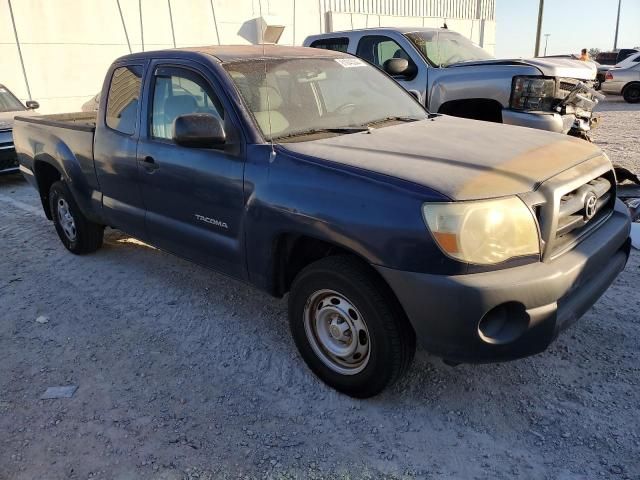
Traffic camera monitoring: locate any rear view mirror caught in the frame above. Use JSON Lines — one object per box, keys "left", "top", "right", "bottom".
{"left": 383, "top": 58, "right": 417, "bottom": 78}
{"left": 173, "top": 113, "right": 226, "bottom": 148}
{"left": 25, "top": 100, "right": 39, "bottom": 110}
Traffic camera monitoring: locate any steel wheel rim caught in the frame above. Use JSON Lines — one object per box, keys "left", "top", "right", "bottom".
{"left": 303, "top": 289, "right": 370, "bottom": 375}
{"left": 57, "top": 198, "right": 77, "bottom": 242}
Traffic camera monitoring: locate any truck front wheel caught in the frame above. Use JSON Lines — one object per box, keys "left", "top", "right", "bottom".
{"left": 288, "top": 256, "right": 415, "bottom": 398}
{"left": 49, "top": 181, "right": 104, "bottom": 254}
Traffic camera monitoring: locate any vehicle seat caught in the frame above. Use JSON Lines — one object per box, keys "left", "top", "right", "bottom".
{"left": 163, "top": 94, "right": 198, "bottom": 136}
{"left": 252, "top": 85, "right": 289, "bottom": 136}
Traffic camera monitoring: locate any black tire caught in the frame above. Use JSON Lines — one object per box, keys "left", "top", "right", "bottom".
{"left": 622, "top": 83, "right": 640, "bottom": 103}
{"left": 568, "top": 128, "right": 592, "bottom": 142}
{"left": 288, "top": 255, "right": 415, "bottom": 398}
{"left": 49, "top": 180, "right": 104, "bottom": 254}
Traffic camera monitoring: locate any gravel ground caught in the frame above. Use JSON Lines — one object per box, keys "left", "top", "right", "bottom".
{"left": 1, "top": 98, "right": 639, "bottom": 480}
{"left": 592, "top": 96, "right": 640, "bottom": 173}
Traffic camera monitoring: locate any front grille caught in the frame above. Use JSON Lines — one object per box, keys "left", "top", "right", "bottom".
{"left": 0, "top": 144, "right": 18, "bottom": 172}
{"left": 557, "top": 78, "right": 595, "bottom": 100}
{"left": 536, "top": 169, "right": 616, "bottom": 259}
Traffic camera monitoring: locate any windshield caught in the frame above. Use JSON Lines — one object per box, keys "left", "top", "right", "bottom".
{"left": 0, "top": 86, "right": 25, "bottom": 113}
{"left": 405, "top": 30, "right": 493, "bottom": 67}
{"left": 223, "top": 57, "right": 427, "bottom": 141}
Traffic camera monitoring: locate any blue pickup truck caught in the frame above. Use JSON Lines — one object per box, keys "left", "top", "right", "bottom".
{"left": 14, "top": 46, "right": 631, "bottom": 397}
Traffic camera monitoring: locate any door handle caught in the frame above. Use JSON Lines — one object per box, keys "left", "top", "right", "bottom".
{"left": 141, "top": 156, "right": 159, "bottom": 172}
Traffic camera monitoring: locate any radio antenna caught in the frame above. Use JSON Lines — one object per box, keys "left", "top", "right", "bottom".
{"left": 258, "top": 0, "right": 277, "bottom": 162}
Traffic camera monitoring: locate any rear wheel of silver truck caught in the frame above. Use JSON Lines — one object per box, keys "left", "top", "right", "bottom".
{"left": 49, "top": 181, "right": 104, "bottom": 254}
{"left": 288, "top": 255, "right": 415, "bottom": 398}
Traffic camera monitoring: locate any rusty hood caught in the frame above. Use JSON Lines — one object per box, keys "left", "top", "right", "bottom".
{"left": 282, "top": 115, "right": 606, "bottom": 201}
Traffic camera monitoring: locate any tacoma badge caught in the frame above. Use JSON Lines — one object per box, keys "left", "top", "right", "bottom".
{"left": 194, "top": 214, "right": 228, "bottom": 229}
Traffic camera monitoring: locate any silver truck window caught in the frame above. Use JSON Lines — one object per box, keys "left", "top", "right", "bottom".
{"left": 151, "top": 71, "right": 223, "bottom": 140}
{"left": 356, "top": 35, "right": 416, "bottom": 72}
{"left": 405, "top": 31, "right": 493, "bottom": 67}
{"left": 309, "top": 38, "right": 349, "bottom": 53}
{"left": 105, "top": 66, "right": 143, "bottom": 135}
{"left": 224, "top": 57, "right": 426, "bottom": 141}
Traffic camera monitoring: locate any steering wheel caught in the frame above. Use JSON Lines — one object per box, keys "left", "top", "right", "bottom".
{"left": 334, "top": 102, "right": 357, "bottom": 115}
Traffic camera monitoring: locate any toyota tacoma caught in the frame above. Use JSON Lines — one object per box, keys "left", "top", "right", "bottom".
{"left": 14, "top": 46, "right": 631, "bottom": 397}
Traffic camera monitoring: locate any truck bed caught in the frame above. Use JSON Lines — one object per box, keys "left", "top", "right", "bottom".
{"left": 14, "top": 112, "right": 96, "bottom": 132}
{"left": 13, "top": 111, "right": 99, "bottom": 210}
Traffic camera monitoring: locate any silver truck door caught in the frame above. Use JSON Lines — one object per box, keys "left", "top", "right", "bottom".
{"left": 355, "top": 34, "right": 428, "bottom": 106}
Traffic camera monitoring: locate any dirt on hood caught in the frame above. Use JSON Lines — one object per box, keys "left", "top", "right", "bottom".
{"left": 283, "top": 115, "right": 607, "bottom": 200}
{"left": 0, "top": 109, "right": 39, "bottom": 131}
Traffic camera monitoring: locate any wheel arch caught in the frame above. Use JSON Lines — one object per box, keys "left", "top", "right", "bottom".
{"left": 269, "top": 233, "right": 414, "bottom": 333}
{"left": 437, "top": 98, "right": 504, "bottom": 123}
{"left": 33, "top": 158, "right": 63, "bottom": 219}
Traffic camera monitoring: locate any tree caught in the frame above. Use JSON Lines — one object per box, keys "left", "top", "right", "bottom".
{"left": 588, "top": 48, "right": 601, "bottom": 57}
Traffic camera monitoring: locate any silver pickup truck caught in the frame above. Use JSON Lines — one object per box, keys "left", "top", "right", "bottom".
{"left": 305, "top": 27, "right": 601, "bottom": 139}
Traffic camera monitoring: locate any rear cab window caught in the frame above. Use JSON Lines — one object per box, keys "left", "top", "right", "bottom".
{"left": 105, "top": 65, "right": 143, "bottom": 135}
{"left": 309, "top": 38, "right": 350, "bottom": 53}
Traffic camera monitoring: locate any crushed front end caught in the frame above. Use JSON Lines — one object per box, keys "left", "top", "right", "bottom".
{"left": 503, "top": 76, "right": 603, "bottom": 139}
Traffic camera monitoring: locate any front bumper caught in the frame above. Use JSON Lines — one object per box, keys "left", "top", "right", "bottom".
{"left": 502, "top": 109, "right": 576, "bottom": 134}
{"left": 376, "top": 200, "right": 631, "bottom": 363}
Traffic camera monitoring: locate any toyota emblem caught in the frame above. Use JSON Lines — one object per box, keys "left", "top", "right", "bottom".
{"left": 584, "top": 192, "right": 598, "bottom": 220}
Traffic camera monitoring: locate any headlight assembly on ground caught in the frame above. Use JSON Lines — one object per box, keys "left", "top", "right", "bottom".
{"left": 422, "top": 197, "right": 540, "bottom": 265}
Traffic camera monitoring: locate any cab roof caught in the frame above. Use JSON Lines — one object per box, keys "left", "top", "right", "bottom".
{"left": 116, "top": 44, "right": 349, "bottom": 64}
{"left": 310, "top": 26, "right": 449, "bottom": 36}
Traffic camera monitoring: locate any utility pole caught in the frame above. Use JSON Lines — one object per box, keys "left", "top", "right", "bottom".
{"left": 544, "top": 34, "right": 550, "bottom": 56}
{"left": 534, "top": 0, "right": 544, "bottom": 57}
{"left": 613, "top": 0, "right": 622, "bottom": 50}
{"left": 8, "top": 0, "right": 32, "bottom": 100}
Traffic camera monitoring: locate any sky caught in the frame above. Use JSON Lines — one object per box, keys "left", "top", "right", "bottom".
{"left": 495, "top": 0, "right": 640, "bottom": 58}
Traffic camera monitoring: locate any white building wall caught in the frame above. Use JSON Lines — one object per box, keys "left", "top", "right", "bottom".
{"left": 1, "top": 0, "right": 495, "bottom": 114}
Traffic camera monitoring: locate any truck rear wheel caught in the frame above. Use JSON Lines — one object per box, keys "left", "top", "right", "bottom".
{"left": 622, "top": 83, "right": 640, "bottom": 103}
{"left": 49, "top": 181, "right": 104, "bottom": 254}
{"left": 288, "top": 255, "right": 415, "bottom": 398}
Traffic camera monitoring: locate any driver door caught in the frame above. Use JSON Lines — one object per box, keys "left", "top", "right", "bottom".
{"left": 356, "top": 34, "right": 427, "bottom": 105}
{"left": 136, "top": 64, "right": 246, "bottom": 279}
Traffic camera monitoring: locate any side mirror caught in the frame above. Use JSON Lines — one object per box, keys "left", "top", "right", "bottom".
{"left": 383, "top": 58, "right": 417, "bottom": 78}
{"left": 25, "top": 100, "right": 39, "bottom": 110}
{"left": 172, "top": 113, "right": 226, "bottom": 148}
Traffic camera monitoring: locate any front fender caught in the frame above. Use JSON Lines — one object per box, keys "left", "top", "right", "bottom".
{"left": 243, "top": 146, "right": 460, "bottom": 294}
{"left": 428, "top": 64, "right": 540, "bottom": 112}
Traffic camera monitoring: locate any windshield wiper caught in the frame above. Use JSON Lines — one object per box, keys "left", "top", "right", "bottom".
{"left": 272, "top": 126, "right": 369, "bottom": 140}
{"left": 366, "top": 116, "right": 422, "bottom": 127}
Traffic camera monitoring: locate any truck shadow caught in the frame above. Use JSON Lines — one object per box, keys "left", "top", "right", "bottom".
{"left": 0, "top": 173, "right": 26, "bottom": 189}
{"left": 97, "top": 227, "right": 545, "bottom": 406}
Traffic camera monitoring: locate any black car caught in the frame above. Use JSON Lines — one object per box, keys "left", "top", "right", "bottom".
{"left": 0, "top": 84, "right": 38, "bottom": 175}
{"left": 596, "top": 49, "right": 639, "bottom": 66}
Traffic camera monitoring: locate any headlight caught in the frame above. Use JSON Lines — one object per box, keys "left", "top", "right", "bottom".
{"left": 422, "top": 197, "right": 540, "bottom": 265}
{"left": 510, "top": 76, "right": 556, "bottom": 111}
